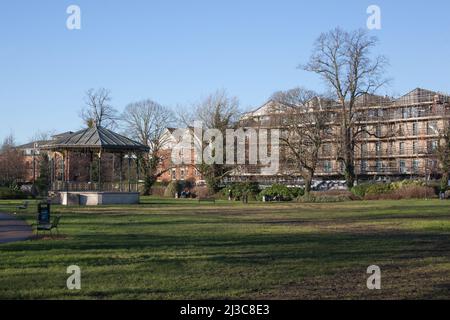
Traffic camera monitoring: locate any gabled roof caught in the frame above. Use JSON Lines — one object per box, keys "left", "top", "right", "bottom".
{"left": 355, "top": 93, "right": 393, "bottom": 106}
{"left": 41, "top": 126, "right": 149, "bottom": 153}
{"left": 242, "top": 100, "right": 289, "bottom": 119}
{"left": 394, "top": 88, "right": 449, "bottom": 105}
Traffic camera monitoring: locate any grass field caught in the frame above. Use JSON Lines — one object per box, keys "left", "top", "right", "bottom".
{"left": 1, "top": 197, "right": 450, "bottom": 300}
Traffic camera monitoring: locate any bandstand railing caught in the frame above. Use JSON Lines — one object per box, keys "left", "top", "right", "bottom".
{"left": 51, "top": 181, "right": 140, "bottom": 193}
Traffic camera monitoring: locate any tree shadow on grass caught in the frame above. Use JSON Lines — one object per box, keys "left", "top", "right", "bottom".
{"left": 3, "top": 230, "right": 450, "bottom": 267}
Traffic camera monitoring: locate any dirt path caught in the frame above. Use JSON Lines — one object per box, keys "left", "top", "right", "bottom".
{"left": 0, "top": 212, "right": 33, "bottom": 244}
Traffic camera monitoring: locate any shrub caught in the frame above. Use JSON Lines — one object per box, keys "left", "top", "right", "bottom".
{"left": 390, "top": 180, "right": 425, "bottom": 191}
{"left": 193, "top": 187, "right": 210, "bottom": 198}
{"left": 354, "top": 180, "right": 437, "bottom": 200}
{"left": 224, "top": 182, "right": 260, "bottom": 200}
{"left": 394, "top": 185, "right": 435, "bottom": 199}
{"left": 289, "top": 187, "right": 305, "bottom": 199}
{"left": 350, "top": 183, "right": 392, "bottom": 197}
{"left": 149, "top": 186, "right": 166, "bottom": 197}
{"left": 350, "top": 184, "right": 371, "bottom": 198}
{"left": 259, "top": 184, "right": 304, "bottom": 202}
{"left": 365, "top": 183, "right": 392, "bottom": 195}
{"left": 365, "top": 185, "right": 436, "bottom": 200}
{"left": 298, "top": 194, "right": 353, "bottom": 203}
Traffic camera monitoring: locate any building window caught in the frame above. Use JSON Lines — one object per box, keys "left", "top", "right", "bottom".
{"left": 323, "top": 161, "right": 332, "bottom": 173}
{"left": 412, "top": 122, "right": 419, "bottom": 136}
{"left": 376, "top": 142, "right": 382, "bottom": 155}
{"left": 180, "top": 169, "right": 185, "bottom": 180}
{"left": 361, "top": 160, "right": 367, "bottom": 173}
{"left": 361, "top": 143, "right": 368, "bottom": 156}
{"left": 322, "top": 144, "right": 331, "bottom": 156}
{"left": 376, "top": 160, "right": 383, "bottom": 173}
{"left": 427, "top": 159, "right": 438, "bottom": 171}
{"left": 402, "top": 108, "right": 410, "bottom": 119}
{"left": 171, "top": 169, "right": 177, "bottom": 180}
{"left": 427, "top": 140, "right": 438, "bottom": 153}
{"left": 412, "top": 141, "right": 418, "bottom": 154}
{"left": 412, "top": 160, "right": 420, "bottom": 173}
{"left": 376, "top": 125, "right": 382, "bottom": 137}
{"left": 389, "top": 141, "right": 394, "bottom": 154}
{"left": 398, "top": 124, "right": 404, "bottom": 136}
{"left": 427, "top": 121, "right": 438, "bottom": 135}
{"left": 399, "top": 160, "right": 407, "bottom": 174}
{"left": 399, "top": 142, "right": 405, "bottom": 155}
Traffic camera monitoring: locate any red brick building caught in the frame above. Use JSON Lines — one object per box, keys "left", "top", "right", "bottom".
{"left": 156, "top": 128, "right": 205, "bottom": 185}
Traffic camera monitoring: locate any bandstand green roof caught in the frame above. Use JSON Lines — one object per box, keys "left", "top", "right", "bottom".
{"left": 41, "top": 126, "right": 149, "bottom": 153}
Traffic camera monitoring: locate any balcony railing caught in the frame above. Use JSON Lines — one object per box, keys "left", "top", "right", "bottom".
{"left": 356, "top": 148, "right": 432, "bottom": 158}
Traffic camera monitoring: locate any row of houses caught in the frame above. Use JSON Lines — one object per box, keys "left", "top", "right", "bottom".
{"left": 157, "top": 88, "right": 450, "bottom": 186}
{"left": 12, "top": 88, "right": 450, "bottom": 189}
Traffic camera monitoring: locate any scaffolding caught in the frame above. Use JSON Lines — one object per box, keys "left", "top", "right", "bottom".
{"left": 237, "top": 88, "right": 450, "bottom": 182}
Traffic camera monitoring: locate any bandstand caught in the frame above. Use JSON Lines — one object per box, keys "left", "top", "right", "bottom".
{"left": 40, "top": 126, "right": 150, "bottom": 206}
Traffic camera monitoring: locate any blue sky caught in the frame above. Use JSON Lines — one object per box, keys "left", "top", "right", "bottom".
{"left": 1, "top": 0, "right": 450, "bottom": 144}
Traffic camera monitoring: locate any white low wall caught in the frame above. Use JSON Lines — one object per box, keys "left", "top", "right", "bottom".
{"left": 59, "top": 192, "right": 140, "bottom": 206}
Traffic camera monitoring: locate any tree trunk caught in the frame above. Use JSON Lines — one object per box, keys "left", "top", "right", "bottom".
{"left": 440, "top": 171, "right": 449, "bottom": 192}
{"left": 345, "top": 163, "right": 355, "bottom": 189}
{"left": 343, "top": 126, "right": 356, "bottom": 189}
{"left": 304, "top": 174, "right": 313, "bottom": 197}
{"left": 144, "top": 175, "right": 156, "bottom": 195}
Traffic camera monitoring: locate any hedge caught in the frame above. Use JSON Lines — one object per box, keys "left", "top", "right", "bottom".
{"left": 259, "top": 184, "right": 304, "bottom": 201}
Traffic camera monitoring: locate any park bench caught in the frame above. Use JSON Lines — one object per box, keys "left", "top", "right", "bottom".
{"left": 198, "top": 197, "right": 216, "bottom": 204}
{"left": 33, "top": 215, "right": 62, "bottom": 238}
{"left": 16, "top": 201, "right": 29, "bottom": 210}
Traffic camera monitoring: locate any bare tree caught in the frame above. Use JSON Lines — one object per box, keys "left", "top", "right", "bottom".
{"left": 190, "top": 90, "right": 240, "bottom": 130}
{"left": 277, "top": 88, "right": 331, "bottom": 196}
{"left": 1, "top": 134, "right": 16, "bottom": 151}
{"left": 80, "top": 88, "right": 118, "bottom": 129}
{"left": 122, "top": 99, "right": 175, "bottom": 194}
{"left": 271, "top": 87, "right": 317, "bottom": 106}
{"left": 183, "top": 90, "right": 241, "bottom": 193}
{"left": 436, "top": 119, "right": 450, "bottom": 193}
{"left": 29, "top": 130, "right": 55, "bottom": 143}
{"left": 302, "top": 28, "right": 389, "bottom": 188}
{"left": 0, "top": 134, "right": 26, "bottom": 186}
